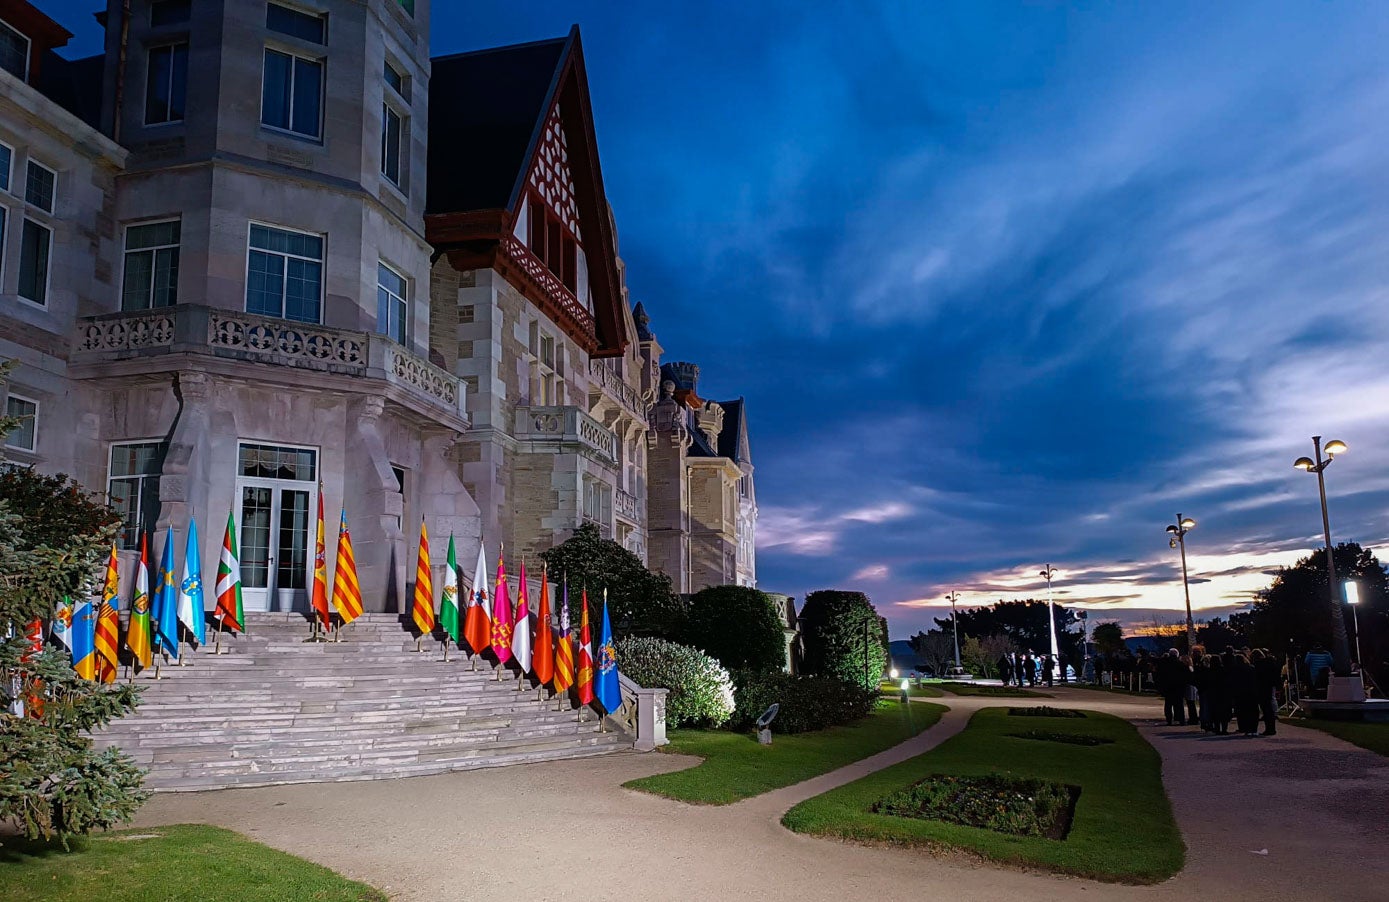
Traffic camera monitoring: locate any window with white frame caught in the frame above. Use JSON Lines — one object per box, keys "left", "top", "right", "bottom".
{"left": 582, "top": 476, "right": 611, "bottom": 529}
{"left": 145, "top": 43, "right": 188, "bottom": 125}
{"left": 262, "top": 49, "right": 323, "bottom": 139}
{"left": 25, "top": 160, "right": 54, "bottom": 213}
{"left": 108, "top": 441, "right": 166, "bottom": 549}
{"left": 376, "top": 262, "right": 407, "bottom": 344}
{"left": 0, "top": 18, "right": 29, "bottom": 82}
{"left": 246, "top": 223, "right": 323, "bottom": 323}
{"left": 3, "top": 393, "right": 36, "bottom": 452}
{"left": 18, "top": 218, "right": 50, "bottom": 305}
{"left": 382, "top": 60, "right": 408, "bottom": 187}
{"left": 123, "top": 220, "right": 180, "bottom": 310}
{"left": 527, "top": 321, "right": 557, "bottom": 405}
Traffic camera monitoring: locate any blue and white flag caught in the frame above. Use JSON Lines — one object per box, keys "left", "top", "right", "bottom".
{"left": 177, "top": 517, "right": 207, "bottom": 648}
{"left": 153, "top": 526, "right": 180, "bottom": 659}
{"left": 51, "top": 597, "right": 74, "bottom": 653}
{"left": 594, "top": 591, "right": 621, "bottom": 715}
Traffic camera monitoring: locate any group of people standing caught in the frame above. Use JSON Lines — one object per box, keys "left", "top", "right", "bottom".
{"left": 1154, "top": 646, "right": 1283, "bottom": 736}
{"left": 998, "top": 651, "right": 1070, "bottom": 688}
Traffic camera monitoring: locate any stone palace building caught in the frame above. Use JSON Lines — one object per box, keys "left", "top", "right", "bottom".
{"left": 0, "top": 0, "right": 757, "bottom": 613}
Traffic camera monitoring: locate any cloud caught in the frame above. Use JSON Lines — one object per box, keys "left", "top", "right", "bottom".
{"left": 852, "top": 564, "right": 890, "bottom": 580}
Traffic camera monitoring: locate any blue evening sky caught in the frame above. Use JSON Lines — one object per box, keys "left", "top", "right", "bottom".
{"left": 50, "top": 2, "right": 1389, "bottom": 637}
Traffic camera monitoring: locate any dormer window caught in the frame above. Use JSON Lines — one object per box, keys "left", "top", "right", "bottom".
{"left": 0, "top": 18, "right": 29, "bottom": 83}
{"left": 525, "top": 195, "right": 578, "bottom": 294}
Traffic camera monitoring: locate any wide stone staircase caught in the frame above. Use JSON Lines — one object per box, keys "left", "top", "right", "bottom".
{"left": 95, "top": 613, "right": 631, "bottom": 792}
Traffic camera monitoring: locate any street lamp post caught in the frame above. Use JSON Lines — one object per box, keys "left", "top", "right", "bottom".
{"left": 1039, "top": 566, "right": 1059, "bottom": 661}
{"left": 944, "top": 591, "right": 962, "bottom": 672}
{"left": 1344, "top": 580, "right": 1363, "bottom": 687}
{"left": 1165, "top": 515, "right": 1197, "bottom": 651}
{"left": 1293, "top": 436, "right": 1353, "bottom": 677}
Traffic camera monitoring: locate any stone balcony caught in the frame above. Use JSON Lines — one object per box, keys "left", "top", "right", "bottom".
{"left": 588, "top": 357, "right": 647, "bottom": 421}
{"left": 514, "top": 405, "right": 617, "bottom": 465}
{"left": 70, "top": 305, "right": 467, "bottom": 428}
{"left": 615, "top": 486, "right": 641, "bottom": 524}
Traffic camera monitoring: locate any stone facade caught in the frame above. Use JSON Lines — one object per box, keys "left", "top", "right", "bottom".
{"left": 1, "top": 1, "right": 755, "bottom": 617}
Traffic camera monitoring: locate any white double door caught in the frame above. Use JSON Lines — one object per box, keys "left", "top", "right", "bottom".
{"left": 237, "top": 477, "right": 316, "bottom": 613}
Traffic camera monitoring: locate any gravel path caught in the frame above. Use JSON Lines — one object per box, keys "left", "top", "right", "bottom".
{"left": 132, "top": 689, "right": 1389, "bottom": 901}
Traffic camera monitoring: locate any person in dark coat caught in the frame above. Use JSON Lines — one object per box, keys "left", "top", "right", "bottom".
{"left": 1228, "top": 653, "right": 1261, "bottom": 736}
{"left": 1180, "top": 653, "right": 1198, "bottom": 724}
{"left": 998, "top": 654, "right": 1014, "bottom": 687}
{"left": 1156, "top": 649, "right": 1188, "bottom": 725}
{"left": 1205, "top": 653, "right": 1231, "bottom": 734}
{"left": 1042, "top": 655, "right": 1055, "bottom": 688}
{"left": 1024, "top": 653, "right": 1038, "bottom": 686}
{"left": 1251, "top": 648, "right": 1281, "bottom": 736}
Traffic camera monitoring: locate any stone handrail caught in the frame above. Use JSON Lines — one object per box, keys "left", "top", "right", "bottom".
{"left": 613, "top": 672, "right": 668, "bottom": 752}
{"left": 514, "top": 405, "right": 618, "bottom": 463}
{"left": 72, "top": 305, "right": 465, "bottom": 422}
{"left": 588, "top": 357, "right": 646, "bottom": 418}
{"left": 615, "top": 487, "right": 639, "bottom": 522}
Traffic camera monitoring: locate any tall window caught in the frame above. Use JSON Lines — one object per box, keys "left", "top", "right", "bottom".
{"left": 583, "top": 477, "right": 611, "bottom": 529}
{"left": 382, "top": 60, "right": 408, "bottom": 187}
{"left": 18, "top": 219, "right": 50, "bottom": 305}
{"left": 527, "top": 321, "right": 557, "bottom": 405}
{"left": 25, "top": 161, "right": 54, "bottom": 212}
{"left": 246, "top": 224, "right": 323, "bottom": 323}
{"left": 381, "top": 103, "right": 402, "bottom": 186}
{"left": 376, "top": 262, "right": 407, "bottom": 344}
{"left": 262, "top": 49, "right": 322, "bottom": 139}
{"left": 267, "top": 4, "right": 326, "bottom": 44}
{"left": 145, "top": 43, "right": 188, "bottom": 125}
{"left": 0, "top": 142, "right": 11, "bottom": 192}
{"left": 108, "top": 441, "right": 166, "bottom": 549}
{"left": 4, "top": 394, "right": 37, "bottom": 452}
{"left": 123, "top": 220, "right": 180, "bottom": 310}
{"left": 0, "top": 18, "right": 29, "bottom": 82}
{"left": 525, "top": 194, "right": 579, "bottom": 293}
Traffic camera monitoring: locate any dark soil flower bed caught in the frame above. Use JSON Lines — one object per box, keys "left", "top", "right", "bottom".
{"left": 1008, "top": 706, "right": 1087, "bottom": 718}
{"left": 1007, "top": 729, "right": 1115, "bottom": 746}
{"left": 872, "top": 773, "right": 1079, "bottom": 839}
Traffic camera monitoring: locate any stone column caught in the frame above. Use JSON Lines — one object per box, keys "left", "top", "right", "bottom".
{"left": 346, "top": 396, "right": 405, "bottom": 613}
{"left": 159, "top": 371, "right": 213, "bottom": 532}
{"left": 645, "top": 381, "right": 691, "bottom": 594}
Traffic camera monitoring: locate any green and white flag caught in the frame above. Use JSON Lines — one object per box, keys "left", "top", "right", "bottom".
{"left": 440, "top": 533, "right": 462, "bottom": 645}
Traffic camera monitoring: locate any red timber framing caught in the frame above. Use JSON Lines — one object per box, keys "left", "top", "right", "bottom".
{"left": 426, "top": 28, "right": 627, "bottom": 359}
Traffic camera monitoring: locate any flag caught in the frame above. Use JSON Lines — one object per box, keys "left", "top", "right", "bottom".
{"left": 23, "top": 618, "right": 44, "bottom": 717}
{"left": 576, "top": 589, "right": 594, "bottom": 706}
{"left": 491, "top": 551, "right": 513, "bottom": 664}
{"left": 95, "top": 543, "right": 121, "bottom": 682}
{"left": 330, "top": 508, "right": 363, "bottom": 627}
{"left": 553, "top": 579, "right": 573, "bottom": 695}
{"left": 511, "top": 559, "right": 532, "bottom": 674}
{"left": 215, "top": 511, "right": 245, "bottom": 633}
{"left": 440, "top": 534, "right": 461, "bottom": 646}
{"left": 51, "top": 597, "right": 74, "bottom": 654}
{"left": 71, "top": 596, "right": 97, "bottom": 680}
{"left": 595, "top": 591, "right": 621, "bottom": 715}
{"left": 533, "top": 567, "right": 554, "bottom": 686}
{"left": 311, "top": 485, "right": 330, "bottom": 631}
{"left": 411, "top": 519, "right": 435, "bottom": 636}
{"left": 463, "top": 542, "right": 491, "bottom": 654}
{"left": 177, "top": 517, "right": 207, "bottom": 649}
{"left": 152, "top": 526, "right": 180, "bottom": 660}
{"left": 126, "top": 534, "right": 153, "bottom": 670}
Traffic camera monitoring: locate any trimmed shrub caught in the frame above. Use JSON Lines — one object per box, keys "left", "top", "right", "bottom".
{"left": 615, "top": 636, "right": 734, "bottom": 728}
{"left": 684, "top": 585, "right": 787, "bottom": 673}
{"left": 798, "top": 590, "right": 888, "bottom": 690}
{"left": 873, "top": 774, "right": 1078, "bottom": 839}
{"left": 1008, "top": 706, "right": 1087, "bottom": 718}
{"left": 729, "top": 670, "right": 876, "bottom": 734}
{"left": 539, "top": 523, "right": 687, "bottom": 640}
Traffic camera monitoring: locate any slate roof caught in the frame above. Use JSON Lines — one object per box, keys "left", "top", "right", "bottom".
{"left": 426, "top": 36, "right": 568, "bottom": 216}
{"left": 715, "top": 399, "right": 746, "bottom": 463}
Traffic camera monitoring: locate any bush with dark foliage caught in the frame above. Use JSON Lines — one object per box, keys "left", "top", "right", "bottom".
{"left": 728, "top": 670, "right": 876, "bottom": 734}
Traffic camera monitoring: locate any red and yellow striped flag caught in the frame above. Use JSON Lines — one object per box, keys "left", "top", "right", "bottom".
{"left": 310, "top": 484, "right": 330, "bottom": 631}
{"left": 411, "top": 519, "right": 435, "bottom": 636}
{"left": 95, "top": 544, "right": 121, "bottom": 683}
{"left": 331, "top": 507, "right": 363, "bottom": 626}
{"left": 576, "top": 589, "right": 594, "bottom": 705}
{"left": 553, "top": 580, "right": 574, "bottom": 695}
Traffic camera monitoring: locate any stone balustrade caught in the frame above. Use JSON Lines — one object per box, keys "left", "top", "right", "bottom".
{"left": 615, "top": 487, "right": 640, "bottom": 523}
{"left": 588, "top": 357, "right": 647, "bottom": 418}
{"left": 514, "top": 404, "right": 618, "bottom": 463}
{"left": 72, "top": 305, "right": 465, "bottom": 422}
{"left": 615, "top": 673, "right": 668, "bottom": 752}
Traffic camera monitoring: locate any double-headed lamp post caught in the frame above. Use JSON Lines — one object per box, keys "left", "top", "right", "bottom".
{"left": 1165, "top": 515, "right": 1197, "bottom": 650}
{"left": 944, "top": 591, "right": 962, "bottom": 671}
{"left": 1039, "top": 566, "right": 1059, "bottom": 660}
{"left": 1294, "top": 436, "right": 1353, "bottom": 677}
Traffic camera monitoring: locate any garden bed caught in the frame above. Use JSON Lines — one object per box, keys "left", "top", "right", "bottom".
{"left": 1006, "top": 729, "right": 1114, "bottom": 746}
{"left": 873, "top": 773, "right": 1078, "bottom": 839}
{"left": 1008, "top": 705, "right": 1086, "bottom": 718}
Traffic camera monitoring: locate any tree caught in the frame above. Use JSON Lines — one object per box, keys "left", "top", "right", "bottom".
{"left": 1246, "top": 542, "right": 1388, "bottom": 686}
{"left": 909, "top": 631, "right": 954, "bottom": 676}
{"left": 1195, "top": 617, "right": 1246, "bottom": 652}
{"left": 798, "top": 590, "right": 888, "bottom": 690}
{"left": 960, "top": 636, "right": 989, "bottom": 677}
{"left": 539, "top": 523, "right": 686, "bottom": 639}
{"left": 1091, "top": 621, "right": 1125, "bottom": 656}
{"left": 684, "top": 585, "right": 786, "bottom": 673}
{"left": 0, "top": 435, "right": 148, "bottom": 843}
{"left": 936, "top": 599, "right": 1084, "bottom": 663}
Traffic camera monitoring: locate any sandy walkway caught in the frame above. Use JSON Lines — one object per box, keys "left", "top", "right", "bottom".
{"left": 132, "top": 689, "right": 1389, "bottom": 901}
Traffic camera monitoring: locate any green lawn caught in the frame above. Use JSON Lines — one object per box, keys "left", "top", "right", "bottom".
{"left": 880, "top": 683, "right": 946, "bottom": 698}
{"left": 782, "top": 707, "right": 1183, "bottom": 884}
{"left": 1288, "top": 717, "right": 1389, "bottom": 757}
{"left": 936, "top": 682, "right": 1049, "bottom": 698}
{"left": 0, "top": 824, "right": 385, "bottom": 902}
{"left": 625, "top": 699, "right": 948, "bottom": 804}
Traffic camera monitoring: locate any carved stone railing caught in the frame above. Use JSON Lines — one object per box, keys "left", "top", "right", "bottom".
{"left": 71, "top": 305, "right": 465, "bottom": 423}
{"left": 515, "top": 405, "right": 617, "bottom": 463}
{"left": 588, "top": 358, "right": 646, "bottom": 419}
{"left": 615, "top": 487, "right": 639, "bottom": 523}
{"left": 500, "top": 235, "right": 596, "bottom": 342}
{"left": 613, "top": 673, "right": 668, "bottom": 751}
{"left": 77, "top": 308, "right": 177, "bottom": 353}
